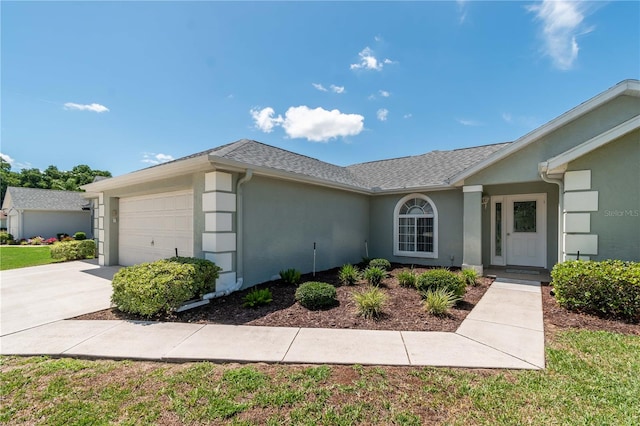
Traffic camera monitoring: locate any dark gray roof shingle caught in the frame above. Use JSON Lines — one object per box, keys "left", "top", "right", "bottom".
{"left": 4, "top": 187, "right": 90, "bottom": 211}
{"left": 209, "top": 140, "right": 369, "bottom": 189}
{"left": 346, "top": 142, "right": 512, "bottom": 190}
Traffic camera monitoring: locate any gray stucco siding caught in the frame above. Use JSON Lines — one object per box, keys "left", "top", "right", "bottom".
{"left": 480, "top": 182, "right": 559, "bottom": 268}
{"left": 466, "top": 95, "right": 640, "bottom": 185}
{"left": 22, "top": 210, "right": 91, "bottom": 240}
{"left": 242, "top": 176, "right": 369, "bottom": 287}
{"left": 567, "top": 130, "right": 640, "bottom": 261}
{"left": 368, "top": 190, "right": 464, "bottom": 268}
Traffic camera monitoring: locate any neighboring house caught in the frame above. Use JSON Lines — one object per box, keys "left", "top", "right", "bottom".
{"left": 0, "top": 211, "right": 7, "bottom": 230}
{"left": 82, "top": 79, "right": 640, "bottom": 292}
{"left": 2, "top": 187, "right": 93, "bottom": 240}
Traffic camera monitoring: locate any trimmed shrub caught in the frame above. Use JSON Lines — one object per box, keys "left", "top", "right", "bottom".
{"left": 0, "top": 231, "right": 13, "bottom": 245}
{"left": 73, "top": 231, "right": 87, "bottom": 241}
{"left": 552, "top": 260, "right": 640, "bottom": 322}
{"left": 295, "top": 282, "right": 337, "bottom": 310}
{"left": 280, "top": 268, "right": 302, "bottom": 285}
{"left": 461, "top": 269, "right": 480, "bottom": 287}
{"left": 369, "top": 258, "right": 391, "bottom": 271}
{"left": 111, "top": 257, "right": 221, "bottom": 317}
{"left": 243, "top": 288, "right": 273, "bottom": 308}
{"left": 396, "top": 269, "right": 417, "bottom": 288}
{"left": 338, "top": 264, "right": 361, "bottom": 286}
{"left": 50, "top": 240, "right": 96, "bottom": 261}
{"left": 353, "top": 286, "right": 387, "bottom": 319}
{"left": 423, "top": 288, "right": 460, "bottom": 316}
{"left": 29, "top": 236, "right": 45, "bottom": 245}
{"left": 416, "top": 269, "right": 466, "bottom": 299}
{"left": 364, "top": 266, "right": 387, "bottom": 286}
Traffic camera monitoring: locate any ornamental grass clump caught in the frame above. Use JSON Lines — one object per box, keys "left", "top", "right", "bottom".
{"left": 353, "top": 286, "right": 387, "bottom": 319}
{"left": 364, "top": 266, "right": 387, "bottom": 286}
{"left": 423, "top": 288, "right": 460, "bottom": 316}
{"left": 461, "top": 268, "right": 480, "bottom": 286}
{"left": 396, "top": 269, "right": 417, "bottom": 288}
{"left": 338, "top": 264, "right": 361, "bottom": 286}
{"left": 295, "top": 282, "right": 338, "bottom": 310}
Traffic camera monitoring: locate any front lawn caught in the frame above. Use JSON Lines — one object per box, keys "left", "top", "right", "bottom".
{"left": 1, "top": 329, "right": 638, "bottom": 425}
{"left": 0, "top": 246, "right": 55, "bottom": 271}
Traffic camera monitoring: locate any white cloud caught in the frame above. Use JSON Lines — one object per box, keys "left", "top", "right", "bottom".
{"left": 374, "top": 35, "right": 383, "bottom": 42}
{"left": 502, "top": 111, "right": 538, "bottom": 128}
{"left": 377, "top": 108, "right": 389, "bottom": 122}
{"left": 141, "top": 152, "right": 175, "bottom": 165}
{"left": 0, "top": 152, "right": 14, "bottom": 165}
{"left": 251, "top": 106, "right": 364, "bottom": 142}
{"left": 457, "top": 0, "right": 469, "bottom": 24}
{"left": 457, "top": 118, "right": 483, "bottom": 126}
{"left": 330, "top": 85, "right": 345, "bottom": 94}
{"left": 250, "top": 107, "right": 284, "bottom": 133}
{"left": 502, "top": 112, "right": 513, "bottom": 123}
{"left": 379, "top": 90, "right": 390, "bottom": 97}
{"left": 312, "top": 83, "right": 328, "bottom": 92}
{"left": 403, "top": 114, "right": 413, "bottom": 119}
{"left": 64, "top": 102, "right": 110, "bottom": 113}
{"left": 527, "top": 0, "right": 593, "bottom": 70}
{"left": 350, "top": 47, "right": 395, "bottom": 71}
{"left": 283, "top": 106, "right": 364, "bottom": 142}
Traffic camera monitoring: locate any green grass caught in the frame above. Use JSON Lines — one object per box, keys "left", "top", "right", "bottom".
{"left": 1, "top": 330, "right": 638, "bottom": 425}
{"left": 0, "top": 246, "right": 55, "bottom": 270}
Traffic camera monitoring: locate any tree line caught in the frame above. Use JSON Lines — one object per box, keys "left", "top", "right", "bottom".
{"left": 0, "top": 158, "right": 112, "bottom": 205}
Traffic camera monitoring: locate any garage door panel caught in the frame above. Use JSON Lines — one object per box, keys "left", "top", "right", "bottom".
{"left": 119, "top": 190, "right": 194, "bottom": 266}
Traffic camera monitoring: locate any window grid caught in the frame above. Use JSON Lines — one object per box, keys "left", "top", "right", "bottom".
{"left": 397, "top": 198, "right": 435, "bottom": 255}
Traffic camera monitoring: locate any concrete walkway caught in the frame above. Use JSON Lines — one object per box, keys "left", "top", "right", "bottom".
{"left": 1, "top": 275, "right": 545, "bottom": 369}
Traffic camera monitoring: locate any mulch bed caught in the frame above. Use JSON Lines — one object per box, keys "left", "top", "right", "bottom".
{"left": 75, "top": 265, "right": 491, "bottom": 332}
{"left": 76, "top": 264, "right": 639, "bottom": 337}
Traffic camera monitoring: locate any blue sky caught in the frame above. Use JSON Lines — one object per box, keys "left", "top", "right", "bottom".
{"left": 2, "top": 1, "right": 638, "bottom": 177}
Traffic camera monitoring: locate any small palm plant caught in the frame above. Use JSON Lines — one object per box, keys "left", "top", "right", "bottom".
{"left": 338, "top": 264, "right": 361, "bottom": 286}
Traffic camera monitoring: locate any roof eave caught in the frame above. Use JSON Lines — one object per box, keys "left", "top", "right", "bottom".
{"left": 370, "top": 183, "right": 454, "bottom": 195}
{"left": 80, "top": 155, "right": 212, "bottom": 192}
{"left": 449, "top": 79, "right": 640, "bottom": 186}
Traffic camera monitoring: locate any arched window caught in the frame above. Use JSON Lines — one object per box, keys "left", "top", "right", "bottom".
{"left": 394, "top": 194, "right": 438, "bottom": 258}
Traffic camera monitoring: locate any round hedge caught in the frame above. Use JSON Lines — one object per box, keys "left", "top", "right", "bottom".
{"left": 295, "top": 281, "right": 338, "bottom": 310}
{"left": 369, "top": 258, "right": 391, "bottom": 271}
{"left": 416, "top": 269, "right": 466, "bottom": 299}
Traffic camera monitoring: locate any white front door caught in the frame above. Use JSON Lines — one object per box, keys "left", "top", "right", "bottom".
{"left": 492, "top": 193, "right": 547, "bottom": 268}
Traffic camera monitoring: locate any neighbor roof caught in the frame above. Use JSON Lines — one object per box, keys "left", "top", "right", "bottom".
{"left": 3, "top": 187, "right": 91, "bottom": 211}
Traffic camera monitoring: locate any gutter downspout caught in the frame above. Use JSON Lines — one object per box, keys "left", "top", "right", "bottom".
{"left": 201, "top": 169, "right": 253, "bottom": 301}
{"left": 539, "top": 165, "right": 564, "bottom": 265}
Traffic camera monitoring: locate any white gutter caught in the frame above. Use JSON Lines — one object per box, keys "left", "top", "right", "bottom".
{"left": 201, "top": 169, "right": 253, "bottom": 301}
{"left": 539, "top": 163, "right": 564, "bottom": 264}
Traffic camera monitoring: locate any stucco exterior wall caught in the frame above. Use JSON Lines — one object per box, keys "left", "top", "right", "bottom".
{"left": 242, "top": 176, "right": 370, "bottom": 287}
{"left": 369, "top": 190, "right": 464, "bottom": 267}
{"left": 21, "top": 210, "right": 91, "bottom": 240}
{"left": 466, "top": 95, "right": 640, "bottom": 185}
{"left": 567, "top": 130, "right": 640, "bottom": 261}
{"left": 480, "top": 182, "right": 559, "bottom": 268}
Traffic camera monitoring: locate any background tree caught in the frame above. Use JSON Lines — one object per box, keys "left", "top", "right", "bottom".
{"left": 0, "top": 161, "right": 111, "bottom": 205}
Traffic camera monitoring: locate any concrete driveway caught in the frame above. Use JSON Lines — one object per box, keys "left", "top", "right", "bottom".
{"left": 0, "top": 260, "right": 120, "bottom": 336}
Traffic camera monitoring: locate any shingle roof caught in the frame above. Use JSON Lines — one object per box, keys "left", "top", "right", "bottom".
{"left": 346, "top": 142, "right": 512, "bottom": 190}
{"left": 4, "top": 187, "right": 90, "bottom": 211}
{"left": 209, "top": 139, "right": 369, "bottom": 189}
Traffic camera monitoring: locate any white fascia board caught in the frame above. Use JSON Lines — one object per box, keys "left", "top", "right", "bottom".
{"left": 371, "top": 184, "right": 454, "bottom": 195}
{"left": 80, "top": 156, "right": 212, "bottom": 192}
{"left": 208, "top": 155, "right": 372, "bottom": 195}
{"left": 545, "top": 115, "right": 640, "bottom": 171}
{"left": 449, "top": 80, "right": 640, "bottom": 186}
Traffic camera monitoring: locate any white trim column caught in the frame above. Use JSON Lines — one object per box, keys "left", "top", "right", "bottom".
{"left": 202, "top": 171, "right": 237, "bottom": 291}
{"left": 462, "top": 185, "right": 484, "bottom": 275}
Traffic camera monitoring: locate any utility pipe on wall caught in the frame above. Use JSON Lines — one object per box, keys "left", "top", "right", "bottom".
{"left": 540, "top": 168, "right": 564, "bottom": 264}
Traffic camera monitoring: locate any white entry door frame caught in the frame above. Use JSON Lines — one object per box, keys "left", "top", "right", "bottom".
{"left": 491, "top": 193, "right": 547, "bottom": 268}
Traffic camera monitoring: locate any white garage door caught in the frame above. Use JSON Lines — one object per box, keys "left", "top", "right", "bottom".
{"left": 119, "top": 190, "right": 194, "bottom": 266}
